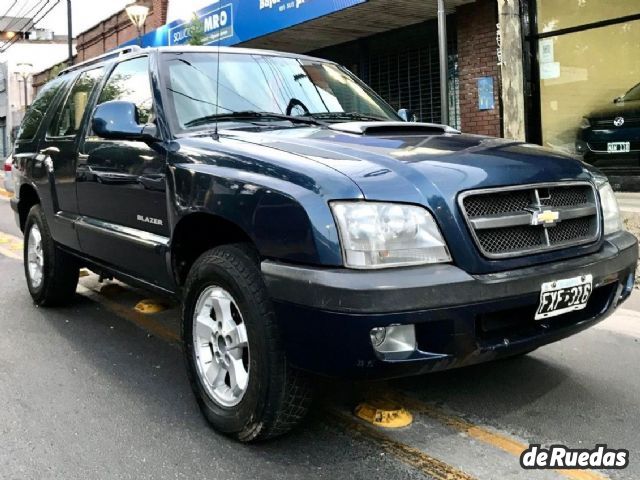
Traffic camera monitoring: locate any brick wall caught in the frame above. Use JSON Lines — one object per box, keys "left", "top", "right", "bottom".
{"left": 33, "top": 0, "right": 168, "bottom": 91}
{"left": 75, "top": 0, "right": 168, "bottom": 62}
{"left": 457, "top": 0, "right": 501, "bottom": 137}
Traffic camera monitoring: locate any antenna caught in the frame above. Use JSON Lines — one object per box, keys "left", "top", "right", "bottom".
{"left": 212, "top": 12, "right": 222, "bottom": 141}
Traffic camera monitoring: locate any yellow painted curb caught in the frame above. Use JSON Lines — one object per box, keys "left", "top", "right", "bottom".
{"left": 0, "top": 232, "right": 23, "bottom": 260}
{"left": 328, "top": 409, "right": 476, "bottom": 480}
{"left": 354, "top": 399, "right": 413, "bottom": 428}
{"left": 385, "top": 393, "right": 608, "bottom": 480}
{"left": 0, "top": 188, "right": 12, "bottom": 198}
{"left": 134, "top": 299, "right": 169, "bottom": 314}
{"left": 79, "top": 269, "right": 91, "bottom": 277}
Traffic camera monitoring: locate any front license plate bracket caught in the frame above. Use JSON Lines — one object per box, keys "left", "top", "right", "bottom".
{"left": 535, "top": 274, "right": 593, "bottom": 321}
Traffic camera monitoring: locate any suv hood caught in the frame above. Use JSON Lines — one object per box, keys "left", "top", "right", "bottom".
{"left": 226, "top": 125, "right": 592, "bottom": 206}
{"left": 587, "top": 99, "right": 640, "bottom": 120}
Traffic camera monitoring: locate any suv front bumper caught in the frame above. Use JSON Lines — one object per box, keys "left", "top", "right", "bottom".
{"left": 262, "top": 231, "right": 638, "bottom": 379}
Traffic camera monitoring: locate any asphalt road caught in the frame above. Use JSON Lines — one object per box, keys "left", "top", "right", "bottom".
{"left": 1, "top": 192, "right": 639, "bottom": 480}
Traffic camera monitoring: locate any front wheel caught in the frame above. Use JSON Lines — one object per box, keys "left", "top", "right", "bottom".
{"left": 24, "top": 205, "right": 79, "bottom": 306}
{"left": 182, "top": 244, "right": 312, "bottom": 442}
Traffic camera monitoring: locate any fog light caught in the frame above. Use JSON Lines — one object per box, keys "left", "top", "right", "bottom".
{"left": 370, "top": 324, "right": 416, "bottom": 355}
{"left": 370, "top": 327, "right": 387, "bottom": 347}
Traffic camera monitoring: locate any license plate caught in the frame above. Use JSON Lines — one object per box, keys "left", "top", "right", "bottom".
{"left": 607, "top": 142, "right": 630, "bottom": 153}
{"left": 535, "top": 274, "right": 593, "bottom": 320}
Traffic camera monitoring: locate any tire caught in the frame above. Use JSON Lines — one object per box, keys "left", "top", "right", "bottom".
{"left": 182, "top": 244, "right": 313, "bottom": 442}
{"left": 23, "top": 204, "right": 80, "bottom": 306}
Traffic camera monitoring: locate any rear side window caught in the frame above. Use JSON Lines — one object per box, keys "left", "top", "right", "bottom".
{"left": 96, "top": 56, "right": 153, "bottom": 124}
{"left": 16, "top": 76, "right": 65, "bottom": 142}
{"left": 48, "top": 68, "right": 104, "bottom": 138}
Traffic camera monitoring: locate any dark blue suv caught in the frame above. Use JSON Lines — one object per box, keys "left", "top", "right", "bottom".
{"left": 10, "top": 46, "right": 638, "bottom": 441}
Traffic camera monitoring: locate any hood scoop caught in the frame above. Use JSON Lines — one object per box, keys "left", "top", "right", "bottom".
{"left": 329, "top": 121, "right": 460, "bottom": 136}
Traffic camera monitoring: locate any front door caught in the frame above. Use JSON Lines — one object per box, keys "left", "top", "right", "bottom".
{"left": 76, "top": 56, "right": 172, "bottom": 289}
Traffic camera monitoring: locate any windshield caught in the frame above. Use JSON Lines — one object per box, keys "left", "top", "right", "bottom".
{"left": 161, "top": 52, "right": 399, "bottom": 130}
{"left": 623, "top": 83, "right": 640, "bottom": 102}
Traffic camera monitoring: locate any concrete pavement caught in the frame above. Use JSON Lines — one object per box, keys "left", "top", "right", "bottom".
{"left": 617, "top": 192, "right": 640, "bottom": 215}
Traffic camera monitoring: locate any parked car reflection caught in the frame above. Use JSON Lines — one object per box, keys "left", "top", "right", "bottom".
{"left": 576, "top": 82, "right": 640, "bottom": 187}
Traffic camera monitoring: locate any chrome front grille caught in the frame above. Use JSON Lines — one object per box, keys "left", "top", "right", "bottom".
{"left": 459, "top": 183, "right": 600, "bottom": 258}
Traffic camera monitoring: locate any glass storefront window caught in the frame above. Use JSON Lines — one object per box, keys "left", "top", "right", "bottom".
{"left": 538, "top": 20, "right": 640, "bottom": 161}
{"left": 537, "top": 0, "right": 639, "bottom": 33}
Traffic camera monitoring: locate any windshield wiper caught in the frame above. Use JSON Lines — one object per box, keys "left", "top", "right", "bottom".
{"left": 311, "top": 111, "right": 388, "bottom": 122}
{"left": 184, "top": 111, "right": 326, "bottom": 128}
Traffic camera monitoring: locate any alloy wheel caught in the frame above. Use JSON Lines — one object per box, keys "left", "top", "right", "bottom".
{"left": 193, "top": 286, "right": 250, "bottom": 407}
{"left": 27, "top": 224, "right": 44, "bottom": 289}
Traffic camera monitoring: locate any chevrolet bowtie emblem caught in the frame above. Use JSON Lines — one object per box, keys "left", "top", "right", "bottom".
{"left": 531, "top": 209, "right": 560, "bottom": 226}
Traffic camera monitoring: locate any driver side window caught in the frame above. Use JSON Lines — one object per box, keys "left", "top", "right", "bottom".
{"left": 96, "top": 56, "right": 153, "bottom": 125}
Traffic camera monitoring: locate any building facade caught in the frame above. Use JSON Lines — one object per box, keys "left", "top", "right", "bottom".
{"left": 30, "top": 0, "right": 640, "bottom": 187}
{"left": 522, "top": 0, "right": 640, "bottom": 189}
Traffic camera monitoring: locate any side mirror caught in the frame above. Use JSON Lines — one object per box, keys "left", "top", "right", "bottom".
{"left": 398, "top": 108, "right": 417, "bottom": 122}
{"left": 92, "top": 100, "right": 158, "bottom": 141}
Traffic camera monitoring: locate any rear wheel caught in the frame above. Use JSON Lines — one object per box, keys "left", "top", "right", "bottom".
{"left": 182, "top": 244, "right": 313, "bottom": 442}
{"left": 24, "top": 205, "right": 79, "bottom": 306}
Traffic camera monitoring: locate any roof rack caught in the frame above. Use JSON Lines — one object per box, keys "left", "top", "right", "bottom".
{"left": 58, "top": 46, "right": 142, "bottom": 76}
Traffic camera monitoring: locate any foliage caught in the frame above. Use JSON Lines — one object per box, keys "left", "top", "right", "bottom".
{"left": 47, "top": 62, "right": 68, "bottom": 81}
{"left": 188, "top": 13, "right": 206, "bottom": 46}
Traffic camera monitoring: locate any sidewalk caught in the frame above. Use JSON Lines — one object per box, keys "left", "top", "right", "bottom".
{"left": 616, "top": 192, "right": 640, "bottom": 215}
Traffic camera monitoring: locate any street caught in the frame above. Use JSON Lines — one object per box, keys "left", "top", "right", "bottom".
{"left": 0, "top": 191, "right": 639, "bottom": 480}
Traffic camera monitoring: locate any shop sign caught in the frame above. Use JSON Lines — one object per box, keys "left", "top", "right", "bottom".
{"left": 169, "top": 3, "right": 234, "bottom": 46}
{"left": 123, "top": 0, "right": 368, "bottom": 48}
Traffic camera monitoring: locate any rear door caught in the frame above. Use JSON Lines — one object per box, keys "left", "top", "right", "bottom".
{"left": 37, "top": 67, "right": 105, "bottom": 248}
{"left": 75, "top": 56, "right": 172, "bottom": 289}
{"left": 12, "top": 76, "right": 68, "bottom": 229}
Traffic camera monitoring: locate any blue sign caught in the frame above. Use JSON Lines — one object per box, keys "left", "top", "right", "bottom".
{"left": 122, "top": 0, "right": 367, "bottom": 48}
{"left": 477, "top": 76, "right": 495, "bottom": 111}
{"left": 169, "top": 3, "right": 234, "bottom": 46}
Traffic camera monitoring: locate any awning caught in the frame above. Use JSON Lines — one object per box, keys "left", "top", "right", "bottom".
{"left": 240, "top": 0, "right": 475, "bottom": 53}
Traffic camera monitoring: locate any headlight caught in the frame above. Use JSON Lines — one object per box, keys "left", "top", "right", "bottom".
{"left": 598, "top": 182, "right": 622, "bottom": 235}
{"left": 330, "top": 201, "right": 451, "bottom": 269}
{"left": 579, "top": 117, "right": 591, "bottom": 129}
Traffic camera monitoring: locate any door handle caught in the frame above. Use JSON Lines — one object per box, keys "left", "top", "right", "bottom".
{"left": 138, "top": 174, "right": 166, "bottom": 192}
{"left": 40, "top": 146, "right": 60, "bottom": 155}
{"left": 93, "top": 171, "right": 139, "bottom": 185}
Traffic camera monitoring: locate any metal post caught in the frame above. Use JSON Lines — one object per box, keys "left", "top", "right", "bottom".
{"left": 437, "top": 0, "right": 449, "bottom": 125}
{"left": 67, "top": 0, "right": 73, "bottom": 65}
{"left": 22, "top": 78, "right": 28, "bottom": 108}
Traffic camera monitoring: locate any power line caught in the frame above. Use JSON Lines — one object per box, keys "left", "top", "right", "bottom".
{"left": 32, "top": 0, "right": 60, "bottom": 30}
{"left": 0, "top": 0, "right": 60, "bottom": 54}
{"left": 0, "top": 1, "right": 19, "bottom": 23}
{"left": 15, "top": 0, "right": 50, "bottom": 32}
{"left": 0, "top": 0, "right": 21, "bottom": 49}
{"left": 1, "top": 0, "right": 44, "bottom": 34}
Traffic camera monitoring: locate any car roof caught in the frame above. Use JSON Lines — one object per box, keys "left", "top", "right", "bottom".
{"left": 59, "top": 45, "right": 336, "bottom": 78}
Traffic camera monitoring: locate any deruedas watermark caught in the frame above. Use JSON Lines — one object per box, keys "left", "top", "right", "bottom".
{"left": 520, "top": 444, "right": 629, "bottom": 470}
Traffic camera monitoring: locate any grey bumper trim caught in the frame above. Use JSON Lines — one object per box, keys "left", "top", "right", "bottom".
{"left": 261, "top": 231, "right": 638, "bottom": 314}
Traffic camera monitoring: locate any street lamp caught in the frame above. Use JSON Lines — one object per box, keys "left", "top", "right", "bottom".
{"left": 126, "top": 2, "right": 150, "bottom": 46}
{"left": 15, "top": 62, "right": 33, "bottom": 109}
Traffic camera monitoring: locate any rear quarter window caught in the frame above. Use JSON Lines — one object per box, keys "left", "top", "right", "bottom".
{"left": 16, "top": 76, "right": 67, "bottom": 143}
